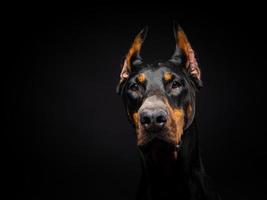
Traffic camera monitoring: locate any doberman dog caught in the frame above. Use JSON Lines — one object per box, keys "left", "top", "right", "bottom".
{"left": 116, "top": 24, "right": 219, "bottom": 200}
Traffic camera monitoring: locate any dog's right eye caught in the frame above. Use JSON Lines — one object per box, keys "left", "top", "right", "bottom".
{"left": 129, "top": 83, "right": 139, "bottom": 91}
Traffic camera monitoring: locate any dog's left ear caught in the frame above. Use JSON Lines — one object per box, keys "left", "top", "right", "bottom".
{"left": 116, "top": 27, "right": 148, "bottom": 94}
{"left": 170, "top": 23, "right": 203, "bottom": 88}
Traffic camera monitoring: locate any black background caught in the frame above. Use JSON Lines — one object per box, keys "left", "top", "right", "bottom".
{"left": 4, "top": 5, "right": 267, "bottom": 200}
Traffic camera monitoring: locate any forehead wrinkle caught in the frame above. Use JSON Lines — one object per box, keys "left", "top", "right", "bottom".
{"left": 144, "top": 69, "right": 165, "bottom": 92}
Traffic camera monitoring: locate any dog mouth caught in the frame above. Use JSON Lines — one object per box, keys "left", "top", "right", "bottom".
{"left": 136, "top": 124, "right": 183, "bottom": 150}
{"left": 135, "top": 112, "right": 184, "bottom": 147}
{"left": 138, "top": 138, "right": 181, "bottom": 162}
{"left": 132, "top": 95, "right": 185, "bottom": 148}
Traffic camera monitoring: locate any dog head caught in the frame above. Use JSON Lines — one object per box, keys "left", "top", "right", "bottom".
{"left": 117, "top": 24, "right": 202, "bottom": 150}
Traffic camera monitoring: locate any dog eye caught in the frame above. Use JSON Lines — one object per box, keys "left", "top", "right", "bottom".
{"left": 171, "top": 81, "right": 182, "bottom": 89}
{"left": 129, "top": 83, "right": 139, "bottom": 91}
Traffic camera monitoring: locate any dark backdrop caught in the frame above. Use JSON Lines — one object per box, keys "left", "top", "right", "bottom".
{"left": 4, "top": 5, "right": 267, "bottom": 200}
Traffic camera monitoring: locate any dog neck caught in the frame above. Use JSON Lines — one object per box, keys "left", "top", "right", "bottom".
{"left": 137, "top": 120, "right": 204, "bottom": 200}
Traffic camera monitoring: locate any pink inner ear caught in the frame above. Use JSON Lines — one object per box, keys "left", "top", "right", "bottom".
{"left": 120, "top": 71, "right": 129, "bottom": 79}
{"left": 187, "top": 49, "right": 201, "bottom": 80}
{"left": 120, "top": 60, "right": 130, "bottom": 80}
{"left": 190, "top": 67, "right": 201, "bottom": 79}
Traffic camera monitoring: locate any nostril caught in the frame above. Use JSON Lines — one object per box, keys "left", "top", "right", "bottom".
{"left": 156, "top": 115, "right": 167, "bottom": 124}
{"left": 140, "top": 109, "right": 167, "bottom": 131}
{"left": 140, "top": 116, "right": 151, "bottom": 125}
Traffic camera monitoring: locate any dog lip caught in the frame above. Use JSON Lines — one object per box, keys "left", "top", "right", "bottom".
{"left": 137, "top": 130, "right": 177, "bottom": 146}
{"left": 143, "top": 125, "right": 160, "bottom": 133}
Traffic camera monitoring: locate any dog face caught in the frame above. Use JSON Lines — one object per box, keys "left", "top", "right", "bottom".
{"left": 117, "top": 25, "right": 202, "bottom": 148}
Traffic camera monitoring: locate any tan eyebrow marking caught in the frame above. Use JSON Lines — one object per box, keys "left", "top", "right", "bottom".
{"left": 137, "top": 73, "right": 146, "bottom": 83}
{"left": 163, "top": 72, "right": 173, "bottom": 81}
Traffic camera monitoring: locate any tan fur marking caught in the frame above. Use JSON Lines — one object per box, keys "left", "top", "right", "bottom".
{"left": 120, "top": 32, "right": 144, "bottom": 81}
{"left": 137, "top": 73, "right": 146, "bottom": 83}
{"left": 133, "top": 112, "right": 139, "bottom": 127}
{"left": 133, "top": 112, "right": 144, "bottom": 145}
{"left": 176, "top": 28, "right": 201, "bottom": 80}
{"left": 187, "top": 103, "right": 193, "bottom": 121}
{"left": 173, "top": 108, "right": 185, "bottom": 144}
{"left": 163, "top": 72, "right": 173, "bottom": 82}
{"left": 177, "top": 30, "right": 191, "bottom": 59}
{"left": 124, "top": 36, "right": 142, "bottom": 71}
{"left": 164, "top": 98, "right": 185, "bottom": 145}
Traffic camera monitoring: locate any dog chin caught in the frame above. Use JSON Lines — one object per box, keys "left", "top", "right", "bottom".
{"left": 138, "top": 136, "right": 177, "bottom": 150}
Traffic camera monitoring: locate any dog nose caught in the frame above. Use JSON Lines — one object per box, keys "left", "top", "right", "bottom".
{"left": 140, "top": 109, "right": 167, "bottom": 132}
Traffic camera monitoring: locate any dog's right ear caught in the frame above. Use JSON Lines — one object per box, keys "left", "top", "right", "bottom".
{"left": 170, "top": 22, "right": 203, "bottom": 89}
{"left": 116, "top": 27, "right": 148, "bottom": 95}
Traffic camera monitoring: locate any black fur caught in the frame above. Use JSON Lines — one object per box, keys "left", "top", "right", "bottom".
{"left": 117, "top": 28, "right": 220, "bottom": 200}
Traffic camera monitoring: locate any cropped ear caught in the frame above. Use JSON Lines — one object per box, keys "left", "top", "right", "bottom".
{"left": 120, "top": 27, "right": 148, "bottom": 80}
{"left": 117, "top": 27, "right": 148, "bottom": 94}
{"left": 170, "top": 23, "right": 202, "bottom": 87}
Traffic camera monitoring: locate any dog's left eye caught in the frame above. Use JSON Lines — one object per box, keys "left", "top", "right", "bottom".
{"left": 171, "top": 81, "right": 182, "bottom": 89}
{"left": 129, "top": 83, "right": 139, "bottom": 91}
